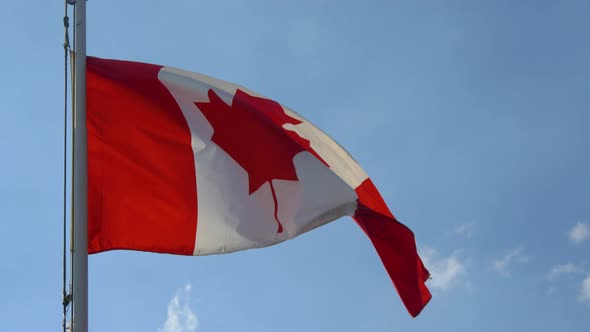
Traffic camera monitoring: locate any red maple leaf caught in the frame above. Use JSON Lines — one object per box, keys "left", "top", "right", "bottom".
{"left": 195, "top": 89, "right": 327, "bottom": 233}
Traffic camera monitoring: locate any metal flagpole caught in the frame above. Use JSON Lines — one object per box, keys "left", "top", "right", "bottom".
{"left": 72, "top": 0, "right": 88, "bottom": 331}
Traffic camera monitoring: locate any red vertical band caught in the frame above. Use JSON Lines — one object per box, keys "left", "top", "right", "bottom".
{"left": 87, "top": 57, "right": 198, "bottom": 255}
{"left": 354, "top": 179, "right": 431, "bottom": 317}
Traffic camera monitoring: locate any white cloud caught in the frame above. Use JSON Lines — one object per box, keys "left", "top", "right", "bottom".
{"left": 454, "top": 223, "right": 475, "bottom": 238}
{"left": 579, "top": 276, "right": 590, "bottom": 305}
{"left": 159, "top": 283, "right": 198, "bottom": 332}
{"left": 569, "top": 222, "right": 589, "bottom": 245}
{"left": 547, "top": 263, "right": 583, "bottom": 280}
{"left": 421, "top": 247, "right": 466, "bottom": 291}
{"left": 492, "top": 247, "right": 529, "bottom": 277}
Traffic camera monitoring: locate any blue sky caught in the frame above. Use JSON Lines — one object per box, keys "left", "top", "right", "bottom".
{"left": 1, "top": 1, "right": 589, "bottom": 331}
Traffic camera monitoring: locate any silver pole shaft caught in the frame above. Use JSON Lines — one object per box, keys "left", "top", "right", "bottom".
{"left": 73, "top": 0, "right": 88, "bottom": 331}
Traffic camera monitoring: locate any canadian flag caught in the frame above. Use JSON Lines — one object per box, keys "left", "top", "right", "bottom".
{"left": 87, "top": 56, "right": 431, "bottom": 316}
